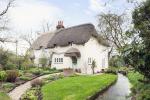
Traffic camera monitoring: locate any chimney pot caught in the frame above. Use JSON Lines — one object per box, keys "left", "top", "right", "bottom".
{"left": 56, "top": 20, "right": 64, "bottom": 30}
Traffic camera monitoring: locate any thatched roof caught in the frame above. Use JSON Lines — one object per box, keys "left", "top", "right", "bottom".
{"left": 31, "top": 32, "right": 54, "bottom": 50}
{"left": 47, "top": 23, "right": 98, "bottom": 48}
{"left": 32, "top": 23, "right": 109, "bottom": 50}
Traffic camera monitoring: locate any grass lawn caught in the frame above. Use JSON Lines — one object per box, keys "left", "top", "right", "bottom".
{"left": 0, "top": 92, "right": 10, "bottom": 100}
{"left": 42, "top": 74, "right": 117, "bottom": 100}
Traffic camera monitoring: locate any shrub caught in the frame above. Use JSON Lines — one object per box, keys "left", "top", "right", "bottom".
{"left": 30, "top": 68, "right": 42, "bottom": 76}
{"left": 32, "top": 70, "right": 42, "bottom": 76}
{"left": 0, "top": 71, "right": 7, "bottom": 81}
{"left": 105, "top": 67, "right": 117, "bottom": 74}
{"left": 18, "top": 70, "right": 24, "bottom": 76}
{"left": 6, "top": 70, "right": 19, "bottom": 82}
{"left": 21, "top": 88, "right": 38, "bottom": 100}
{"left": 46, "top": 76, "right": 55, "bottom": 81}
{"left": 118, "top": 67, "right": 129, "bottom": 75}
{"left": 138, "top": 89, "right": 150, "bottom": 100}
{"left": 39, "top": 57, "right": 48, "bottom": 67}
{"left": 31, "top": 79, "right": 44, "bottom": 87}
{"left": 50, "top": 67, "right": 56, "bottom": 71}
{"left": 19, "top": 76, "right": 32, "bottom": 81}
{"left": 2, "top": 82, "right": 15, "bottom": 92}
{"left": 4, "top": 62, "right": 16, "bottom": 70}
{"left": 91, "top": 60, "right": 97, "bottom": 74}
{"left": 2, "top": 82, "right": 15, "bottom": 89}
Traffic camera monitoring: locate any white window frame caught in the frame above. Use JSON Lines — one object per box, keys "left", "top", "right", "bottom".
{"left": 54, "top": 58, "right": 63, "bottom": 64}
{"left": 88, "top": 57, "right": 93, "bottom": 65}
{"left": 102, "top": 58, "right": 105, "bottom": 68}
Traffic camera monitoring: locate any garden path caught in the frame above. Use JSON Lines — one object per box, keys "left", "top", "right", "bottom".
{"left": 96, "top": 73, "right": 131, "bottom": 100}
{"left": 8, "top": 73, "right": 60, "bottom": 100}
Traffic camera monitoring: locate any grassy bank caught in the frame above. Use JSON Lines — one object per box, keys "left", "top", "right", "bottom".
{"left": 0, "top": 92, "right": 10, "bottom": 100}
{"left": 127, "top": 71, "right": 150, "bottom": 100}
{"left": 42, "top": 74, "right": 117, "bottom": 100}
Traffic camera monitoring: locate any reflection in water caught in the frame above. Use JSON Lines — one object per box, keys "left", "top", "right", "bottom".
{"left": 96, "top": 74, "right": 131, "bottom": 100}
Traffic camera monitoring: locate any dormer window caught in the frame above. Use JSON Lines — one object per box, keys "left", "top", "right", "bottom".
{"left": 39, "top": 46, "right": 43, "bottom": 49}
{"left": 54, "top": 44, "right": 57, "bottom": 48}
{"left": 68, "top": 41, "right": 73, "bottom": 46}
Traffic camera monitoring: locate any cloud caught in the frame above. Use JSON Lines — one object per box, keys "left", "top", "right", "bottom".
{"left": 89, "top": 0, "right": 105, "bottom": 12}
{"left": 8, "top": 0, "right": 63, "bottom": 34}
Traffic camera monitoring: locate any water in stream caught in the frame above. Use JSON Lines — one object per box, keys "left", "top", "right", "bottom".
{"left": 96, "top": 74, "right": 131, "bottom": 100}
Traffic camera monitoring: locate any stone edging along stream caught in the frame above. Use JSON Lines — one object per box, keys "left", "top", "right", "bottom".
{"left": 87, "top": 75, "right": 118, "bottom": 100}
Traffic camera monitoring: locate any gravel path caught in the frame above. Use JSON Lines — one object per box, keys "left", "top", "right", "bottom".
{"left": 8, "top": 73, "right": 60, "bottom": 100}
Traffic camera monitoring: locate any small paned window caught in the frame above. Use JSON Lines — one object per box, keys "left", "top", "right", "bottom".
{"left": 54, "top": 58, "right": 57, "bottom": 62}
{"left": 61, "top": 58, "right": 63, "bottom": 62}
{"left": 88, "top": 57, "right": 93, "bottom": 64}
{"left": 54, "top": 58, "right": 63, "bottom": 64}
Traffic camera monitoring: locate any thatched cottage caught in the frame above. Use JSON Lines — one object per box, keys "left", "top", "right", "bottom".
{"left": 31, "top": 21, "right": 109, "bottom": 74}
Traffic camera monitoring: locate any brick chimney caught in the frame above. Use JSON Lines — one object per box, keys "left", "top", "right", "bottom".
{"left": 56, "top": 21, "right": 64, "bottom": 30}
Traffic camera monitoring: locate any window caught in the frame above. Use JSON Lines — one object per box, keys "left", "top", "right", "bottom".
{"left": 55, "top": 58, "right": 57, "bottom": 62}
{"left": 72, "top": 57, "right": 77, "bottom": 65}
{"left": 61, "top": 58, "right": 63, "bottom": 62}
{"left": 57, "top": 58, "right": 59, "bottom": 62}
{"left": 39, "top": 46, "right": 43, "bottom": 49}
{"left": 54, "top": 44, "right": 57, "bottom": 48}
{"left": 54, "top": 58, "right": 63, "bottom": 64}
{"left": 68, "top": 41, "right": 73, "bottom": 46}
{"left": 102, "top": 58, "right": 105, "bottom": 68}
{"left": 88, "top": 57, "right": 93, "bottom": 64}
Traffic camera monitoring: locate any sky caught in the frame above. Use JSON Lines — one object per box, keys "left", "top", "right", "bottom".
{"left": 0, "top": 0, "right": 144, "bottom": 55}
{"left": 7, "top": 0, "right": 137, "bottom": 34}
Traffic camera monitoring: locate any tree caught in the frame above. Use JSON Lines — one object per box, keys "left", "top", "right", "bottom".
{"left": 109, "top": 55, "right": 125, "bottom": 67}
{"left": 0, "top": 49, "right": 9, "bottom": 68}
{"left": 0, "top": 0, "right": 15, "bottom": 42}
{"left": 91, "top": 60, "right": 97, "bottom": 74}
{"left": 97, "top": 13, "right": 131, "bottom": 57}
{"left": 39, "top": 57, "right": 47, "bottom": 68}
{"left": 20, "top": 33, "right": 35, "bottom": 47}
{"left": 123, "top": 0, "right": 150, "bottom": 79}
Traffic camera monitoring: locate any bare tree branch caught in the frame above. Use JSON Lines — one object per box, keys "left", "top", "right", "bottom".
{"left": 0, "top": 0, "right": 16, "bottom": 43}
{"left": 0, "top": 0, "right": 15, "bottom": 16}
{"left": 98, "top": 13, "right": 130, "bottom": 55}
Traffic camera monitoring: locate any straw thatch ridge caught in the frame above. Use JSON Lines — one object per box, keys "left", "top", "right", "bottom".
{"left": 47, "top": 23, "right": 98, "bottom": 48}
{"left": 31, "top": 32, "right": 54, "bottom": 50}
{"left": 31, "top": 23, "right": 109, "bottom": 50}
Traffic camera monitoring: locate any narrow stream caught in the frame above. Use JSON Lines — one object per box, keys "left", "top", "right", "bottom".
{"left": 96, "top": 73, "right": 131, "bottom": 100}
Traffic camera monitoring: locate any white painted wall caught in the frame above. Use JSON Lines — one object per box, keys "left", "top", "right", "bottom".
{"left": 34, "top": 37, "right": 109, "bottom": 74}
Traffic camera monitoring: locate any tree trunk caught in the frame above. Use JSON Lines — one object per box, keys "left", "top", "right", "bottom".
{"left": 92, "top": 68, "right": 94, "bottom": 74}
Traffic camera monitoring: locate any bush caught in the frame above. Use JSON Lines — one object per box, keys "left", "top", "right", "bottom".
{"left": 118, "top": 67, "right": 129, "bottom": 75}
{"left": 19, "top": 76, "right": 32, "bottom": 81}
{"left": 21, "top": 87, "right": 39, "bottom": 100}
{"left": 29, "top": 68, "right": 42, "bottom": 76}
{"left": 6, "top": 70, "right": 19, "bottom": 82}
{"left": 31, "top": 79, "right": 44, "bottom": 87}
{"left": 39, "top": 57, "right": 48, "bottom": 67}
{"left": 18, "top": 70, "right": 24, "bottom": 76}
{"left": 46, "top": 76, "right": 55, "bottom": 81}
{"left": 32, "top": 70, "right": 42, "bottom": 76}
{"left": 2, "top": 82, "right": 15, "bottom": 92}
{"left": 2, "top": 82, "right": 15, "bottom": 88}
{"left": 4, "top": 62, "right": 16, "bottom": 70}
{"left": 49, "top": 67, "right": 56, "bottom": 71}
{"left": 105, "top": 67, "right": 117, "bottom": 74}
{"left": 0, "top": 71, "right": 7, "bottom": 81}
{"left": 138, "top": 89, "right": 150, "bottom": 100}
